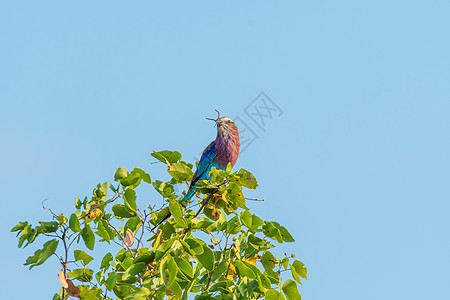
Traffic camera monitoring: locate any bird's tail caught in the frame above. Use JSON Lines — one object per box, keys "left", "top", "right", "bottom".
{"left": 150, "top": 187, "right": 196, "bottom": 232}
{"left": 182, "top": 187, "right": 196, "bottom": 202}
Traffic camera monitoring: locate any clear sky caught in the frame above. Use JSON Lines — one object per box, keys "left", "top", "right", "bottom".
{"left": 2, "top": 1, "right": 450, "bottom": 299}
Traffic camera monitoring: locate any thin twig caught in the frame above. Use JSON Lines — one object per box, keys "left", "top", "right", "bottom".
{"left": 245, "top": 197, "right": 264, "bottom": 201}
{"left": 41, "top": 199, "right": 58, "bottom": 217}
{"left": 135, "top": 212, "right": 148, "bottom": 252}
{"left": 67, "top": 232, "right": 81, "bottom": 249}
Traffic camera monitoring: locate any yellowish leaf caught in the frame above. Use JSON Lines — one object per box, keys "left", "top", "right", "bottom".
{"left": 88, "top": 208, "right": 102, "bottom": 219}
{"left": 244, "top": 256, "right": 258, "bottom": 267}
{"left": 58, "top": 269, "right": 68, "bottom": 288}
{"left": 151, "top": 229, "right": 162, "bottom": 247}
{"left": 123, "top": 228, "right": 135, "bottom": 247}
{"left": 226, "top": 261, "right": 236, "bottom": 281}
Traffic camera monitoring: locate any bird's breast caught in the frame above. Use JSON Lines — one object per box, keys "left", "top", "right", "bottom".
{"left": 214, "top": 137, "right": 240, "bottom": 168}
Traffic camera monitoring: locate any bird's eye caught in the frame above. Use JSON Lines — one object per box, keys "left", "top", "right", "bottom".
{"left": 228, "top": 120, "right": 232, "bottom": 124}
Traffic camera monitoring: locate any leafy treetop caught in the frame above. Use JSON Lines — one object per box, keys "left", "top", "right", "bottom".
{"left": 12, "top": 150, "right": 307, "bottom": 300}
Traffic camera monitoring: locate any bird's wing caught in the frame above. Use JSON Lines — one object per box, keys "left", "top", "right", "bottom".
{"left": 189, "top": 141, "right": 217, "bottom": 188}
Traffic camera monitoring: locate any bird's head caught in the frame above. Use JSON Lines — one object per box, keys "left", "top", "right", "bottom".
{"left": 206, "top": 110, "right": 239, "bottom": 139}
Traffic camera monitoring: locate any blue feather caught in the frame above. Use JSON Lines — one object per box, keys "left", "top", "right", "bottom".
{"left": 181, "top": 141, "right": 225, "bottom": 202}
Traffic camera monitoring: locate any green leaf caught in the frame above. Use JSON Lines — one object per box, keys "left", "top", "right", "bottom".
{"left": 167, "top": 257, "right": 177, "bottom": 286}
{"left": 120, "top": 172, "right": 141, "bottom": 187}
{"left": 151, "top": 230, "right": 163, "bottom": 252}
{"left": 95, "top": 270, "right": 105, "bottom": 285}
{"left": 125, "top": 216, "right": 142, "bottom": 233}
{"left": 235, "top": 260, "right": 256, "bottom": 279}
{"left": 36, "top": 221, "right": 59, "bottom": 233}
{"left": 161, "top": 221, "right": 175, "bottom": 237}
{"left": 242, "top": 259, "right": 263, "bottom": 277}
{"left": 113, "top": 284, "right": 136, "bottom": 299}
{"left": 185, "top": 238, "right": 205, "bottom": 255}
{"left": 95, "top": 182, "right": 108, "bottom": 200}
{"left": 191, "top": 217, "right": 213, "bottom": 230}
{"left": 152, "top": 180, "right": 175, "bottom": 197}
{"left": 182, "top": 280, "right": 196, "bottom": 300}
{"left": 67, "top": 268, "right": 94, "bottom": 282}
{"left": 79, "top": 285, "right": 103, "bottom": 299}
{"left": 124, "top": 188, "right": 137, "bottom": 211}
{"left": 17, "top": 225, "right": 32, "bottom": 248}
{"left": 105, "top": 272, "right": 116, "bottom": 291}
{"left": 24, "top": 239, "right": 58, "bottom": 269}
{"left": 168, "top": 281, "right": 183, "bottom": 298}
{"left": 101, "top": 253, "right": 113, "bottom": 270}
{"left": 133, "top": 168, "right": 151, "bottom": 184}
{"left": 210, "top": 260, "right": 228, "bottom": 282}
{"left": 175, "top": 257, "right": 193, "bottom": 279}
{"left": 110, "top": 183, "right": 118, "bottom": 193}
{"left": 151, "top": 150, "right": 182, "bottom": 165}
{"left": 261, "top": 251, "right": 277, "bottom": 271}
{"left": 277, "top": 223, "right": 295, "bottom": 242}
{"left": 96, "top": 219, "right": 113, "bottom": 243}
{"left": 74, "top": 250, "right": 93, "bottom": 265}
{"left": 248, "top": 234, "right": 265, "bottom": 248}
{"left": 180, "top": 239, "right": 196, "bottom": 256}
{"left": 225, "top": 182, "right": 246, "bottom": 209}
{"left": 11, "top": 221, "right": 28, "bottom": 232}
{"left": 226, "top": 216, "right": 239, "bottom": 233}
{"left": 262, "top": 222, "right": 283, "bottom": 243}
{"left": 168, "top": 200, "right": 183, "bottom": 219}
{"left": 124, "top": 287, "right": 151, "bottom": 300}
{"left": 169, "top": 201, "right": 188, "bottom": 227}
{"left": 95, "top": 222, "right": 110, "bottom": 244}
{"left": 266, "top": 289, "right": 286, "bottom": 300}
{"left": 115, "top": 168, "right": 129, "bottom": 181}
{"left": 168, "top": 162, "right": 193, "bottom": 181}
{"left": 281, "top": 257, "right": 289, "bottom": 270}
{"left": 263, "top": 222, "right": 295, "bottom": 243}
{"left": 259, "top": 272, "right": 272, "bottom": 290}
{"left": 112, "top": 204, "right": 136, "bottom": 218}
{"left": 133, "top": 251, "right": 155, "bottom": 265}
{"left": 196, "top": 245, "right": 214, "bottom": 271}
{"left": 240, "top": 210, "right": 265, "bottom": 230}
{"left": 69, "top": 213, "right": 81, "bottom": 232}
{"left": 81, "top": 224, "right": 95, "bottom": 250}
{"left": 264, "top": 267, "right": 281, "bottom": 283}
{"left": 291, "top": 260, "right": 307, "bottom": 280}
{"left": 75, "top": 196, "right": 82, "bottom": 209}
{"left": 238, "top": 169, "right": 258, "bottom": 189}
{"left": 282, "top": 279, "right": 301, "bottom": 300}
{"left": 122, "top": 263, "right": 146, "bottom": 281}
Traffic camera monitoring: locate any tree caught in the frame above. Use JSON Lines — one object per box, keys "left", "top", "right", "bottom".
{"left": 11, "top": 150, "right": 307, "bottom": 299}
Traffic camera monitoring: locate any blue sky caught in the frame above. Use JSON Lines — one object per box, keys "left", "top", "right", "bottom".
{"left": 2, "top": 1, "right": 450, "bottom": 299}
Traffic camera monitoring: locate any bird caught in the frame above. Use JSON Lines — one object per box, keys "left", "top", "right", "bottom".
{"left": 151, "top": 111, "right": 240, "bottom": 231}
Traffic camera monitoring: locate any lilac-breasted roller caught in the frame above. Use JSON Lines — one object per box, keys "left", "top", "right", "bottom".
{"left": 152, "top": 113, "right": 240, "bottom": 230}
